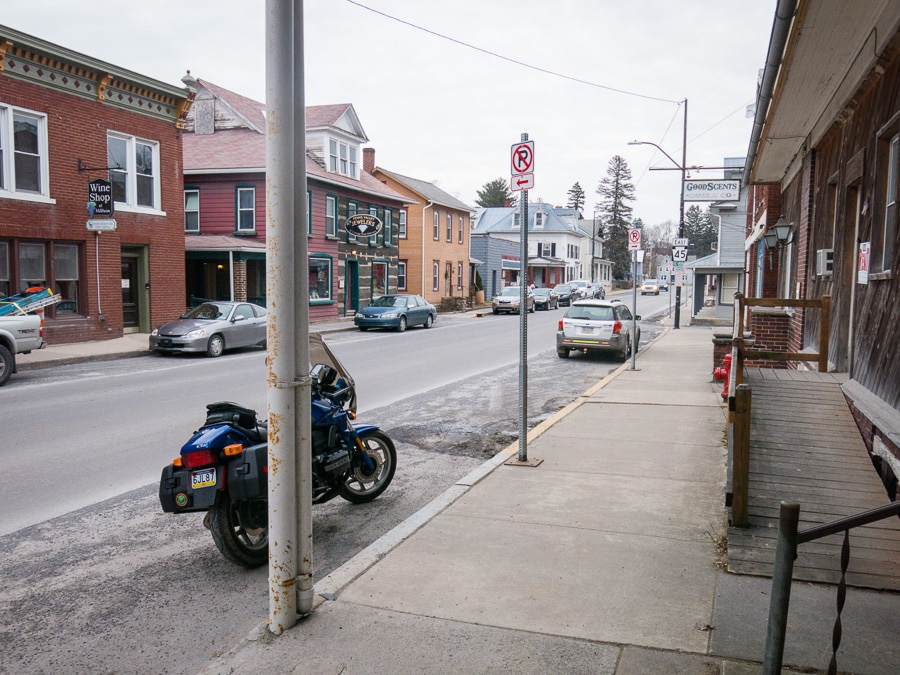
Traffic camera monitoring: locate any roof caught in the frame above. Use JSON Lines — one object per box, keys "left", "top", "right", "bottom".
{"left": 185, "top": 235, "right": 266, "bottom": 253}
{"left": 181, "top": 82, "right": 408, "bottom": 204}
{"left": 747, "top": 2, "right": 900, "bottom": 183}
{"left": 471, "top": 204, "right": 582, "bottom": 234}
{"left": 376, "top": 169, "right": 472, "bottom": 212}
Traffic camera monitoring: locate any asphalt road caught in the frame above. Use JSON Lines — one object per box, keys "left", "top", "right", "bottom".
{"left": 0, "top": 294, "right": 673, "bottom": 674}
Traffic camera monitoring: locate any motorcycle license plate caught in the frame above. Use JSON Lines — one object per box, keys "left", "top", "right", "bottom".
{"left": 191, "top": 468, "right": 216, "bottom": 489}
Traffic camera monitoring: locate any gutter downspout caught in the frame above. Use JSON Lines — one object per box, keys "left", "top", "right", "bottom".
{"left": 422, "top": 201, "right": 433, "bottom": 295}
{"left": 743, "top": 0, "right": 798, "bottom": 182}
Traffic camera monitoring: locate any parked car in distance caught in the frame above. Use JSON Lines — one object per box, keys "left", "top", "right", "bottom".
{"left": 553, "top": 283, "right": 576, "bottom": 306}
{"left": 532, "top": 287, "right": 559, "bottom": 310}
{"left": 640, "top": 279, "right": 660, "bottom": 295}
{"left": 556, "top": 299, "right": 641, "bottom": 361}
{"left": 354, "top": 294, "right": 436, "bottom": 332}
{"left": 568, "top": 279, "right": 591, "bottom": 300}
{"left": 589, "top": 282, "right": 605, "bottom": 299}
{"left": 658, "top": 278, "right": 669, "bottom": 291}
{"left": 492, "top": 287, "right": 535, "bottom": 314}
{"left": 150, "top": 301, "right": 267, "bottom": 357}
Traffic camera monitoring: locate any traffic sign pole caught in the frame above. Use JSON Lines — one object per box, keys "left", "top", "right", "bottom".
{"left": 507, "top": 133, "right": 541, "bottom": 468}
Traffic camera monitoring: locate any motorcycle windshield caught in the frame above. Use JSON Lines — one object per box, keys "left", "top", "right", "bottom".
{"left": 310, "top": 333, "right": 356, "bottom": 414}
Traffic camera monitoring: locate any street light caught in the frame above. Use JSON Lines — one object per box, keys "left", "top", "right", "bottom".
{"left": 628, "top": 98, "right": 688, "bottom": 328}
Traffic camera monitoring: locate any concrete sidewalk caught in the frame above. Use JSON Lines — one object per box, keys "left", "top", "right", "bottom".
{"left": 193, "top": 322, "right": 852, "bottom": 675}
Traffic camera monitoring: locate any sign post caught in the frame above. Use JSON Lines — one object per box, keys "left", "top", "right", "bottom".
{"left": 507, "top": 135, "right": 541, "bottom": 468}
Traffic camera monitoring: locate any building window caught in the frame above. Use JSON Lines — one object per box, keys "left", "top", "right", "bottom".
{"left": 19, "top": 242, "right": 46, "bottom": 290}
{"left": 309, "top": 255, "right": 332, "bottom": 302}
{"left": 457, "top": 261, "right": 463, "bottom": 290}
{"left": 878, "top": 132, "right": 898, "bottom": 273}
{"left": 372, "top": 260, "right": 388, "bottom": 297}
{"left": 369, "top": 205, "right": 380, "bottom": 246}
{"left": 307, "top": 190, "right": 313, "bottom": 235}
{"left": 236, "top": 186, "right": 256, "bottom": 233}
{"left": 398, "top": 261, "right": 407, "bottom": 290}
{"left": 513, "top": 213, "right": 520, "bottom": 229}
{"left": 0, "top": 242, "right": 9, "bottom": 296}
{"left": 446, "top": 213, "right": 452, "bottom": 242}
{"left": 458, "top": 215, "right": 464, "bottom": 243}
{"left": 326, "top": 194, "right": 338, "bottom": 237}
{"left": 433, "top": 211, "right": 439, "bottom": 240}
{"left": 535, "top": 211, "right": 544, "bottom": 228}
{"left": 53, "top": 244, "right": 79, "bottom": 313}
{"left": 0, "top": 105, "right": 50, "bottom": 199}
{"left": 432, "top": 261, "right": 440, "bottom": 292}
{"left": 346, "top": 199, "right": 359, "bottom": 242}
{"left": 383, "top": 208, "right": 393, "bottom": 246}
{"left": 184, "top": 189, "right": 200, "bottom": 232}
{"left": 399, "top": 209, "right": 407, "bottom": 238}
{"left": 328, "top": 138, "right": 358, "bottom": 178}
{"left": 108, "top": 132, "right": 160, "bottom": 210}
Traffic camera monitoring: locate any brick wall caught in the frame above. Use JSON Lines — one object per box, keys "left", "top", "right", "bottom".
{"left": 1, "top": 73, "right": 186, "bottom": 343}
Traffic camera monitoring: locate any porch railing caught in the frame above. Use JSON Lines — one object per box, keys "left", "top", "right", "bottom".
{"left": 763, "top": 500, "right": 900, "bottom": 674}
{"left": 728, "top": 293, "right": 832, "bottom": 526}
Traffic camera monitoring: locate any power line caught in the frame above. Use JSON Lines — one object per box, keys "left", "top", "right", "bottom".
{"left": 346, "top": 0, "right": 682, "bottom": 105}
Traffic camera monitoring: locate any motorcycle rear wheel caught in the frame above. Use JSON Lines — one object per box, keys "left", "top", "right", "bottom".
{"left": 338, "top": 430, "right": 397, "bottom": 504}
{"left": 209, "top": 497, "right": 268, "bottom": 568}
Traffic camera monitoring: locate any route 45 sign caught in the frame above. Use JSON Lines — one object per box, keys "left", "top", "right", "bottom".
{"left": 345, "top": 214, "right": 382, "bottom": 236}
{"left": 673, "top": 246, "right": 688, "bottom": 262}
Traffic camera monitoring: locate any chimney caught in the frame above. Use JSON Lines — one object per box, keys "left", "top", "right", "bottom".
{"left": 363, "top": 147, "right": 376, "bottom": 174}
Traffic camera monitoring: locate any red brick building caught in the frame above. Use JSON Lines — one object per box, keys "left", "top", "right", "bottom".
{"left": 0, "top": 24, "right": 192, "bottom": 343}
{"left": 182, "top": 80, "right": 409, "bottom": 320}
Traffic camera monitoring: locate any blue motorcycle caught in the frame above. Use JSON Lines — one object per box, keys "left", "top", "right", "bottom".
{"left": 159, "top": 336, "right": 396, "bottom": 568}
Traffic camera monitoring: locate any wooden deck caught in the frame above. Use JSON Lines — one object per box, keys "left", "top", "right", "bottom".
{"left": 727, "top": 368, "right": 900, "bottom": 590}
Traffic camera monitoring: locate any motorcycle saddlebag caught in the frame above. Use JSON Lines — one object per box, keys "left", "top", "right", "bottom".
{"left": 159, "top": 463, "right": 218, "bottom": 513}
{"left": 227, "top": 443, "right": 268, "bottom": 501}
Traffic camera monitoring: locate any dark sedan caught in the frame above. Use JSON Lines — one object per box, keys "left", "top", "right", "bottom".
{"left": 354, "top": 294, "right": 436, "bottom": 332}
{"left": 553, "top": 283, "right": 576, "bottom": 306}
{"left": 532, "top": 287, "right": 559, "bottom": 310}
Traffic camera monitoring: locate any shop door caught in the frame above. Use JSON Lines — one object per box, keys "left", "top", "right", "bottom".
{"left": 345, "top": 260, "right": 359, "bottom": 315}
{"left": 121, "top": 258, "right": 139, "bottom": 328}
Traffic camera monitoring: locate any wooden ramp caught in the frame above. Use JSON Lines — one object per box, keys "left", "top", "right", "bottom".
{"left": 727, "top": 368, "right": 900, "bottom": 590}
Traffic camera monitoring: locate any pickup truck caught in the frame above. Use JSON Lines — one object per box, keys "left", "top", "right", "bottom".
{"left": 0, "top": 313, "right": 45, "bottom": 386}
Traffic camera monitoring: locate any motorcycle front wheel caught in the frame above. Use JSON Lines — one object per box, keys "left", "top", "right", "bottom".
{"left": 338, "top": 430, "right": 397, "bottom": 504}
{"left": 209, "top": 496, "right": 268, "bottom": 568}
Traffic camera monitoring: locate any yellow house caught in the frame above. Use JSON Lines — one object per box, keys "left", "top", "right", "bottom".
{"left": 365, "top": 149, "right": 474, "bottom": 305}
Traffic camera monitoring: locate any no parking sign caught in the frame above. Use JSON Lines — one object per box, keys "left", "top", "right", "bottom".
{"left": 628, "top": 228, "right": 641, "bottom": 251}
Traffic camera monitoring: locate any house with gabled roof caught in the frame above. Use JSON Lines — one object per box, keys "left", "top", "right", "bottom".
{"left": 182, "top": 80, "right": 410, "bottom": 320}
{"left": 470, "top": 202, "right": 591, "bottom": 299}
{"left": 366, "top": 151, "right": 472, "bottom": 305}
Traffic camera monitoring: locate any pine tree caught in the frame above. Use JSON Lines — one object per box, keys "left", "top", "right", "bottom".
{"left": 475, "top": 178, "right": 516, "bottom": 208}
{"left": 566, "top": 182, "right": 585, "bottom": 212}
{"left": 683, "top": 205, "right": 718, "bottom": 256}
{"left": 596, "top": 156, "right": 636, "bottom": 280}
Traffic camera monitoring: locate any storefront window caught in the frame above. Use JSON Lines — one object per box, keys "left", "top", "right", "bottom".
{"left": 372, "top": 261, "right": 387, "bottom": 297}
{"left": 309, "top": 256, "right": 331, "bottom": 302}
{"left": 19, "top": 242, "right": 45, "bottom": 290}
{"left": 54, "top": 244, "right": 79, "bottom": 313}
{"left": 0, "top": 242, "right": 8, "bottom": 297}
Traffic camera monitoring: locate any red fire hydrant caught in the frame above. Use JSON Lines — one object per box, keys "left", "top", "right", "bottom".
{"left": 714, "top": 353, "right": 732, "bottom": 399}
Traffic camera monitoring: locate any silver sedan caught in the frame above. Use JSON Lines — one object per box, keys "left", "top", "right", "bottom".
{"left": 149, "top": 301, "right": 267, "bottom": 357}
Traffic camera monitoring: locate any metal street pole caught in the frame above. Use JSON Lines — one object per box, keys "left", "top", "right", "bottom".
{"left": 628, "top": 97, "right": 688, "bottom": 328}
{"left": 674, "top": 98, "right": 687, "bottom": 329}
{"left": 265, "top": 0, "right": 312, "bottom": 635}
{"left": 518, "top": 133, "right": 529, "bottom": 463}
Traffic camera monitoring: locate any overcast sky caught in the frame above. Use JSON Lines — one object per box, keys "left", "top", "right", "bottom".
{"left": 5, "top": 0, "right": 776, "bottom": 225}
